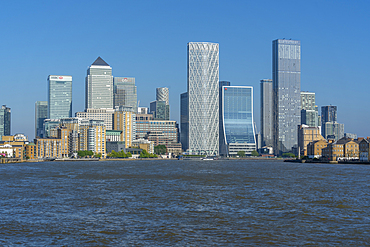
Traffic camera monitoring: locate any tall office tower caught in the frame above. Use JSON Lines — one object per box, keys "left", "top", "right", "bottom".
{"left": 150, "top": 87, "right": 170, "bottom": 120}
{"left": 272, "top": 39, "right": 301, "bottom": 154}
{"left": 113, "top": 77, "right": 137, "bottom": 111}
{"left": 219, "top": 86, "right": 256, "bottom": 156}
{"left": 0, "top": 105, "right": 11, "bottom": 140}
{"left": 321, "top": 105, "right": 337, "bottom": 124}
{"left": 260, "top": 79, "right": 273, "bottom": 147}
{"left": 180, "top": 92, "right": 188, "bottom": 151}
{"left": 35, "top": 101, "right": 48, "bottom": 138}
{"left": 48, "top": 75, "right": 72, "bottom": 119}
{"left": 186, "top": 42, "right": 219, "bottom": 155}
{"left": 156, "top": 87, "right": 169, "bottom": 105}
{"left": 85, "top": 57, "right": 113, "bottom": 109}
{"left": 219, "top": 81, "right": 231, "bottom": 155}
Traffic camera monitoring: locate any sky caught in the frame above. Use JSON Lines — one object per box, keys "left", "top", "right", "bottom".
{"left": 1, "top": 0, "right": 369, "bottom": 140}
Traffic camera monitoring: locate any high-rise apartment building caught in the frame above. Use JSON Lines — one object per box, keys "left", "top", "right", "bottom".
{"left": 113, "top": 77, "right": 137, "bottom": 111}
{"left": 79, "top": 119, "right": 106, "bottom": 157}
{"left": 321, "top": 105, "right": 337, "bottom": 124}
{"left": 219, "top": 86, "right": 256, "bottom": 156}
{"left": 321, "top": 105, "right": 344, "bottom": 140}
{"left": 47, "top": 75, "right": 72, "bottom": 119}
{"left": 35, "top": 101, "right": 48, "bottom": 138}
{"left": 85, "top": 57, "right": 113, "bottom": 109}
{"left": 301, "top": 92, "right": 318, "bottom": 127}
{"left": 272, "top": 39, "right": 301, "bottom": 154}
{"left": 184, "top": 42, "right": 219, "bottom": 155}
{"left": 113, "top": 108, "right": 136, "bottom": 148}
{"left": 260, "top": 79, "right": 273, "bottom": 147}
{"left": 0, "top": 105, "right": 11, "bottom": 140}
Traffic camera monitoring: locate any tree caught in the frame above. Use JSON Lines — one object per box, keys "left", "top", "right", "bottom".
{"left": 154, "top": 145, "right": 167, "bottom": 155}
{"left": 282, "top": 152, "right": 295, "bottom": 158}
{"left": 94, "top": 153, "right": 102, "bottom": 158}
{"left": 237, "top": 151, "right": 246, "bottom": 157}
{"left": 251, "top": 150, "right": 259, "bottom": 157}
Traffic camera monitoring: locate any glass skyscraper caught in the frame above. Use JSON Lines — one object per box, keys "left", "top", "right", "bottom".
{"left": 220, "top": 86, "right": 256, "bottom": 156}
{"left": 113, "top": 77, "right": 137, "bottom": 112}
{"left": 35, "top": 101, "right": 48, "bottom": 138}
{"left": 260, "top": 79, "right": 273, "bottom": 147}
{"left": 86, "top": 57, "right": 113, "bottom": 110}
{"left": 48, "top": 75, "right": 72, "bottom": 119}
{"left": 180, "top": 92, "right": 188, "bottom": 151}
{"left": 186, "top": 42, "right": 219, "bottom": 155}
{"left": 272, "top": 39, "right": 301, "bottom": 154}
{"left": 150, "top": 87, "right": 170, "bottom": 120}
{"left": 0, "top": 105, "right": 11, "bottom": 140}
{"left": 301, "top": 92, "right": 318, "bottom": 127}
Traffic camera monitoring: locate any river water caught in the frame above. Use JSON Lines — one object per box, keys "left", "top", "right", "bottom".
{"left": 0, "top": 160, "right": 369, "bottom": 246}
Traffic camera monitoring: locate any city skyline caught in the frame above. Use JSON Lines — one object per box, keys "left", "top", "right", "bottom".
{"left": 1, "top": 1, "right": 370, "bottom": 140}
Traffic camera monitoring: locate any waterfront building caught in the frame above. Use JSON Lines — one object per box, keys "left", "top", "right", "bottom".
{"left": 219, "top": 86, "right": 256, "bottom": 156}
{"left": 322, "top": 137, "right": 359, "bottom": 161}
{"left": 0, "top": 134, "right": 28, "bottom": 160}
{"left": 25, "top": 143, "right": 37, "bottom": 160}
{"left": 113, "top": 77, "right": 137, "bottom": 112}
{"left": 307, "top": 139, "right": 328, "bottom": 159}
{"left": 106, "top": 130, "right": 122, "bottom": 142}
{"left": 297, "top": 124, "right": 325, "bottom": 156}
{"left": 47, "top": 75, "right": 72, "bottom": 119}
{"left": 0, "top": 105, "right": 11, "bottom": 140}
{"left": 260, "top": 79, "right": 273, "bottom": 147}
{"left": 85, "top": 57, "right": 113, "bottom": 110}
{"left": 113, "top": 108, "right": 136, "bottom": 148}
{"left": 272, "top": 39, "right": 301, "bottom": 154}
{"left": 186, "top": 42, "right": 219, "bottom": 155}
{"left": 0, "top": 144, "right": 14, "bottom": 157}
{"left": 180, "top": 92, "right": 188, "bottom": 151}
{"left": 35, "top": 101, "right": 48, "bottom": 138}
{"left": 359, "top": 138, "right": 370, "bottom": 161}
{"left": 131, "top": 138, "right": 154, "bottom": 154}
{"left": 75, "top": 108, "right": 114, "bottom": 130}
{"left": 35, "top": 137, "right": 62, "bottom": 159}
{"left": 79, "top": 119, "right": 106, "bottom": 157}
{"left": 301, "top": 92, "right": 318, "bottom": 127}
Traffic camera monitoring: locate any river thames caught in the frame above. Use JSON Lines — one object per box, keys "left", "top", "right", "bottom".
{"left": 0, "top": 160, "right": 369, "bottom": 246}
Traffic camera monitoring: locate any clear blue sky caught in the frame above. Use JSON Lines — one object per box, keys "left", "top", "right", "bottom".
{"left": 1, "top": 0, "right": 369, "bottom": 140}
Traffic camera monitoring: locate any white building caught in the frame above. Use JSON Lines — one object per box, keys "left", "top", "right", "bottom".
{"left": 76, "top": 108, "right": 115, "bottom": 130}
{"left": 85, "top": 57, "right": 113, "bottom": 110}
{"left": 186, "top": 42, "right": 219, "bottom": 155}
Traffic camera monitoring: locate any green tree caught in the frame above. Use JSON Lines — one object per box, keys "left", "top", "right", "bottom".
{"left": 237, "top": 151, "right": 246, "bottom": 157}
{"left": 251, "top": 150, "right": 259, "bottom": 157}
{"left": 282, "top": 152, "right": 295, "bottom": 158}
{"left": 154, "top": 145, "right": 167, "bottom": 155}
{"left": 126, "top": 152, "right": 132, "bottom": 157}
{"left": 94, "top": 153, "right": 102, "bottom": 158}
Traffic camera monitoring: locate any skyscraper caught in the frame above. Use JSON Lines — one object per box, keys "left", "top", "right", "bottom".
{"left": 301, "top": 92, "right": 318, "bottom": 127}
{"left": 260, "top": 79, "right": 273, "bottom": 147}
{"left": 0, "top": 105, "right": 11, "bottom": 140}
{"left": 321, "top": 105, "right": 344, "bottom": 140}
{"left": 272, "top": 39, "right": 301, "bottom": 154}
{"left": 180, "top": 92, "right": 188, "bottom": 151}
{"left": 219, "top": 86, "right": 256, "bottom": 156}
{"left": 35, "top": 101, "right": 48, "bottom": 138}
{"left": 186, "top": 42, "right": 219, "bottom": 155}
{"left": 150, "top": 87, "right": 170, "bottom": 120}
{"left": 113, "top": 77, "right": 137, "bottom": 111}
{"left": 48, "top": 75, "right": 72, "bottom": 120}
{"left": 85, "top": 57, "right": 113, "bottom": 110}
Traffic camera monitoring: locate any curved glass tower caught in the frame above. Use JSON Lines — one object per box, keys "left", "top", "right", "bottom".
{"left": 220, "top": 86, "right": 256, "bottom": 156}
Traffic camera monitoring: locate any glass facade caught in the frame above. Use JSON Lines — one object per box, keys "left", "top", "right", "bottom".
{"left": 0, "top": 105, "right": 11, "bottom": 140}
{"left": 187, "top": 42, "right": 219, "bottom": 155}
{"left": 220, "top": 86, "right": 256, "bottom": 156}
{"left": 273, "top": 39, "right": 301, "bottom": 154}
{"left": 301, "top": 92, "right": 318, "bottom": 127}
{"left": 113, "top": 77, "right": 137, "bottom": 112}
{"left": 48, "top": 75, "right": 72, "bottom": 120}
{"left": 260, "top": 79, "right": 273, "bottom": 147}
{"left": 150, "top": 101, "right": 169, "bottom": 120}
{"left": 180, "top": 92, "right": 188, "bottom": 151}
{"left": 85, "top": 57, "right": 113, "bottom": 110}
{"left": 35, "top": 101, "right": 48, "bottom": 138}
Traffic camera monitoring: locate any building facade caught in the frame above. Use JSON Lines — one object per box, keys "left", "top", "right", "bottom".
{"left": 180, "top": 92, "right": 188, "bottom": 152}
{"left": 75, "top": 108, "right": 115, "bottom": 130}
{"left": 113, "top": 110, "right": 136, "bottom": 148}
{"left": 79, "top": 119, "right": 106, "bottom": 157}
{"left": 0, "top": 105, "right": 11, "bottom": 140}
{"left": 272, "top": 39, "right": 301, "bottom": 154}
{"left": 186, "top": 42, "right": 219, "bottom": 155}
{"left": 298, "top": 124, "right": 325, "bottom": 156}
{"left": 301, "top": 92, "right": 318, "bottom": 127}
{"left": 85, "top": 57, "right": 113, "bottom": 109}
{"left": 48, "top": 75, "right": 72, "bottom": 119}
{"left": 260, "top": 79, "right": 273, "bottom": 147}
{"left": 220, "top": 86, "right": 256, "bottom": 156}
{"left": 113, "top": 77, "right": 137, "bottom": 111}
{"left": 35, "top": 101, "right": 48, "bottom": 138}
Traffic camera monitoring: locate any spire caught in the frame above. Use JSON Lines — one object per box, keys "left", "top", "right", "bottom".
{"left": 91, "top": 57, "right": 109, "bottom": 66}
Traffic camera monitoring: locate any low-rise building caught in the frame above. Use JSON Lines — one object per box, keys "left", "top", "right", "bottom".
{"left": 359, "top": 138, "right": 370, "bottom": 161}
{"left": 307, "top": 139, "right": 328, "bottom": 159}
{"left": 298, "top": 125, "right": 325, "bottom": 156}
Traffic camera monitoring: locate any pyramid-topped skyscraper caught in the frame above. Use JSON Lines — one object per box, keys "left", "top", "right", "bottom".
{"left": 85, "top": 57, "right": 113, "bottom": 109}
